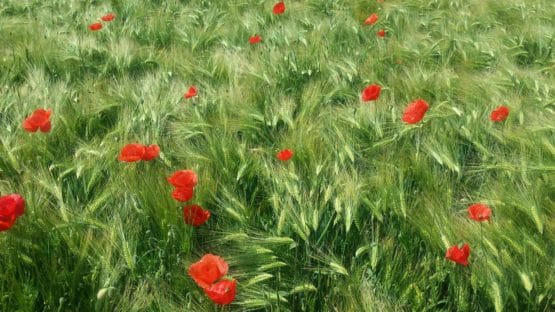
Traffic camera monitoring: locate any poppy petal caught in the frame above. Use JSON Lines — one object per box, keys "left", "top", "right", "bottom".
{"left": 249, "top": 35, "right": 262, "bottom": 44}
{"left": 1, "top": 194, "right": 25, "bottom": 217}
{"left": 0, "top": 194, "right": 24, "bottom": 232}
{"left": 142, "top": 144, "right": 160, "bottom": 161}
{"left": 101, "top": 13, "right": 116, "bottom": 22}
{"left": 364, "top": 13, "right": 379, "bottom": 25}
{"left": 490, "top": 105, "right": 509, "bottom": 122}
{"left": 273, "top": 1, "right": 286, "bottom": 14}
{"left": 0, "top": 214, "right": 17, "bottom": 232}
{"left": 167, "top": 170, "right": 198, "bottom": 188}
{"left": 23, "top": 108, "right": 52, "bottom": 133}
{"left": 361, "top": 84, "right": 381, "bottom": 102}
{"left": 402, "top": 99, "right": 429, "bottom": 124}
{"left": 0, "top": 195, "right": 17, "bottom": 216}
{"left": 203, "top": 279, "right": 237, "bottom": 305}
{"left": 23, "top": 118, "right": 39, "bottom": 132}
{"left": 172, "top": 187, "right": 194, "bottom": 202}
{"left": 118, "top": 144, "right": 146, "bottom": 162}
{"left": 184, "top": 86, "right": 197, "bottom": 99}
{"left": 188, "top": 254, "right": 229, "bottom": 289}
{"left": 88, "top": 23, "right": 103, "bottom": 31}
{"left": 468, "top": 203, "right": 492, "bottom": 222}
{"left": 183, "top": 205, "right": 210, "bottom": 226}
{"left": 33, "top": 108, "right": 52, "bottom": 119}
{"left": 276, "top": 149, "right": 294, "bottom": 161}
{"left": 446, "top": 243, "right": 470, "bottom": 266}
{"left": 39, "top": 120, "right": 52, "bottom": 132}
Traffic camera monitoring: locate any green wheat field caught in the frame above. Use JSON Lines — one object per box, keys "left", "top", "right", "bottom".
{"left": 1, "top": 0, "right": 554, "bottom": 311}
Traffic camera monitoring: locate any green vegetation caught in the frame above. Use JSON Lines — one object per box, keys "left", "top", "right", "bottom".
{"left": 1, "top": 0, "right": 554, "bottom": 311}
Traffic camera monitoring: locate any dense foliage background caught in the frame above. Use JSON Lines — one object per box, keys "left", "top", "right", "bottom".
{"left": 1, "top": 0, "right": 554, "bottom": 311}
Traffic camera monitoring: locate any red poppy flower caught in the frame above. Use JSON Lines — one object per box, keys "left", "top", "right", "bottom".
{"left": 203, "top": 279, "right": 237, "bottom": 305}
{"left": 23, "top": 108, "right": 52, "bottom": 133}
{"left": 142, "top": 144, "right": 160, "bottom": 161}
{"left": 183, "top": 205, "right": 210, "bottom": 226}
{"left": 364, "top": 13, "right": 379, "bottom": 25}
{"left": 101, "top": 13, "right": 116, "bottom": 22}
{"left": 168, "top": 170, "right": 198, "bottom": 188}
{"left": 490, "top": 105, "right": 509, "bottom": 122}
{"left": 377, "top": 29, "right": 386, "bottom": 37}
{"left": 446, "top": 243, "right": 470, "bottom": 266}
{"left": 118, "top": 144, "right": 146, "bottom": 162}
{"left": 273, "top": 1, "right": 286, "bottom": 15}
{"left": 402, "top": 99, "right": 429, "bottom": 124}
{"left": 88, "top": 23, "right": 103, "bottom": 31}
{"left": 249, "top": 35, "right": 262, "bottom": 45}
{"left": 276, "top": 149, "right": 293, "bottom": 161}
{"left": 172, "top": 187, "right": 195, "bottom": 202}
{"left": 188, "top": 254, "right": 229, "bottom": 289}
{"left": 184, "top": 86, "right": 197, "bottom": 99}
{"left": 0, "top": 194, "right": 25, "bottom": 232}
{"left": 467, "top": 203, "right": 492, "bottom": 222}
{"left": 361, "top": 84, "right": 382, "bottom": 102}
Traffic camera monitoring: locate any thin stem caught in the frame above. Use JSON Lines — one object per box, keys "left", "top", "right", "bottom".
{"left": 480, "top": 222, "right": 486, "bottom": 265}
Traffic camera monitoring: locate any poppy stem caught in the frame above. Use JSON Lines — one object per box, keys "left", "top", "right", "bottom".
{"left": 415, "top": 128, "right": 421, "bottom": 160}
{"left": 480, "top": 222, "right": 485, "bottom": 262}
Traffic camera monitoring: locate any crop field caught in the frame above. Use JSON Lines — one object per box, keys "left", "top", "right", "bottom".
{"left": 0, "top": 0, "right": 554, "bottom": 311}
